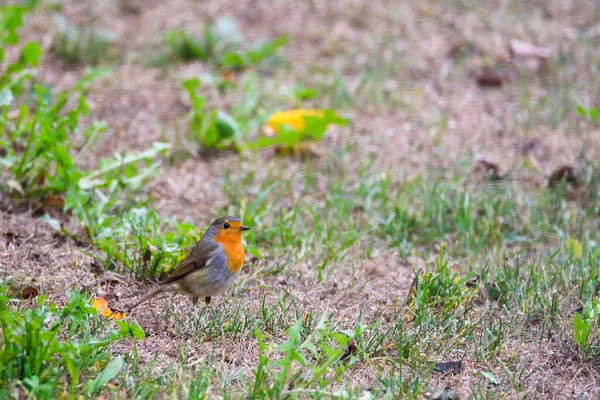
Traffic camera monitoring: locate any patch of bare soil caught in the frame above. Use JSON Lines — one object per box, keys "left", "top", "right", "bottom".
{"left": 0, "top": 212, "right": 95, "bottom": 305}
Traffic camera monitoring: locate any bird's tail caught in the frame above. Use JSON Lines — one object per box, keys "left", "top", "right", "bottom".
{"left": 127, "top": 285, "right": 167, "bottom": 312}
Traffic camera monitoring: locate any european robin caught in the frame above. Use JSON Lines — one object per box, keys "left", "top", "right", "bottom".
{"left": 128, "top": 216, "right": 249, "bottom": 311}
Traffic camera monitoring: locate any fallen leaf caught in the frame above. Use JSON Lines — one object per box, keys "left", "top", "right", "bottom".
{"left": 340, "top": 340, "right": 358, "bottom": 362}
{"left": 10, "top": 284, "right": 40, "bottom": 299}
{"left": 267, "top": 109, "right": 326, "bottom": 133}
{"left": 548, "top": 165, "right": 577, "bottom": 188}
{"left": 475, "top": 158, "right": 503, "bottom": 181}
{"left": 466, "top": 275, "right": 480, "bottom": 288}
{"left": 433, "top": 361, "right": 462, "bottom": 374}
{"left": 277, "top": 276, "right": 288, "bottom": 286}
{"left": 101, "top": 270, "right": 127, "bottom": 285}
{"left": 142, "top": 246, "right": 152, "bottom": 267}
{"left": 477, "top": 69, "right": 504, "bottom": 87}
{"left": 91, "top": 297, "right": 126, "bottom": 320}
{"left": 479, "top": 370, "right": 500, "bottom": 386}
{"left": 7, "top": 109, "right": 20, "bottom": 120}
{"left": 509, "top": 39, "right": 552, "bottom": 60}
{"left": 221, "top": 70, "right": 239, "bottom": 82}
{"left": 520, "top": 138, "right": 539, "bottom": 155}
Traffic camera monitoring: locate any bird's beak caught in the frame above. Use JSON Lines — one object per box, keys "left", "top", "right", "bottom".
{"left": 240, "top": 226, "right": 250, "bottom": 231}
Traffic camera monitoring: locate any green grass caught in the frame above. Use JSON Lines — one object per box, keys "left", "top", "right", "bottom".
{"left": 148, "top": 17, "right": 288, "bottom": 71}
{"left": 51, "top": 12, "right": 116, "bottom": 66}
{"left": 3, "top": 1, "right": 600, "bottom": 398}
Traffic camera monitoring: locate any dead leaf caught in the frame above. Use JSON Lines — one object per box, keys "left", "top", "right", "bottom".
{"left": 340, "top": 340, "right": 358, "bottom": 362}
{"left": 277, "top": 276, "right": 288, "bottom": 286}
{"left": 466, "top": 275, "right": 480, "bottom": 288}
{"left": 548, "top": 166, "right": 577, "bottom": 188}
{"left": 10, "top": 284, "right": 40, "bottom": 299}
{"left": 45, "top": 194, "right": 65, "bottom": 209}
{"left": 509, "top": 39, "right": 552, "bottom": 71}
{"left": 142, "top": 246, "right": 152, "bottom": 267}
{"left": 475, "top": 158, "right": 503, "bottom": 181}
{"left": 7, "top": 110, "right": 20, "bottom": 120}
{"left": 221, "top": 70, "right": 239, "bottom": 82}
{"left": 477, "top": 69, "right": 504, "bottom": 87}
{"left": 433, "top": 361, "right": 462, "bottom": 374}
{"left": 509, "top": 39, "right": 552, "bottom": 60}
{"left": 91, "top": 297, "right": 126, "bottom": 320}
{"left": 520, "top": 138, "right": 539, "bottom": 155}
{"left": 101, "top": 270, "right": 127, "bottom": 285}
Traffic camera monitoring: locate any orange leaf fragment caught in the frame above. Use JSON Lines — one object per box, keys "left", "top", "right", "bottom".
{"left": 91, "top": 297, "right": 126, "bottom": 320}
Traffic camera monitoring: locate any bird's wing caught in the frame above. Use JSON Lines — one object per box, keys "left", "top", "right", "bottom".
{"left": 164, "top": 240, "right": 221, "bottom": 284}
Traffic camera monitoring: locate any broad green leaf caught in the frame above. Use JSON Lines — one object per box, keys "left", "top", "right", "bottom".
{"left": 86, "top": 356, "right": 125, "bottom": 395}
{"left": 20, "top": 41, "right": 41, "bottom": 65}
{"left": 573, "top": 312, "right": 590, "bottom": 347}
{"left": 115, "top": 321, "right": 145, "bottom": 339}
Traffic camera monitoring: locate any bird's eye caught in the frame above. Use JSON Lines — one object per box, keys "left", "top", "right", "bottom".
{"left": 223, "top": 222, "right": 230, "bottom": 229}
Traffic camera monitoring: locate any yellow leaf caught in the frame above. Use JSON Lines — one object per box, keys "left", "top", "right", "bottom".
{"left": 91, "top": 297, "right": 126, "bottom": 320}
{"left": 267, "top": 109, "right": 326, "bottom": 133}
{"left": 567, "top": 238, "right": 583, "bottom": 260}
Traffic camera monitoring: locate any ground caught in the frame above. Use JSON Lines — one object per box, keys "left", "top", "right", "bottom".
{"left": 2, "top": 0, "right": 600, "bottom": 398}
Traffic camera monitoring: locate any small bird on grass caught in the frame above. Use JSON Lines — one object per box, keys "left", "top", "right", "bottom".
{"left": 128, "top": 216, "right": 249, "bottom": 311}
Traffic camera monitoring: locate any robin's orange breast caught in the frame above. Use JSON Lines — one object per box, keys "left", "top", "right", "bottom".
{"left": 215, "top": 238, "right": 245, "bottom": 273}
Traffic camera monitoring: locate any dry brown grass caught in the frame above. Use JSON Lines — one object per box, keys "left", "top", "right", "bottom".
{"left": 3, "top": 0, "right": 600, "bottom": 397}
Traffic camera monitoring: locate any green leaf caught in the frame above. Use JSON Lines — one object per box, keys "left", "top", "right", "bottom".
{"left": 246, "top": 35, "right": 288, "bottom": 64}
{"left": 0, "top": 88, "right": 14, "bottom": 106}
{"left": 20, "top": 41, "right": 41, "bottom": 65}
{"left": 567, "top": 238, "right": 583, "bottom": 260}
{"left": 576, "top": 105, "right": 588, "bottom": 116}
{"left": 590, "top": 108, "right": 600, "bottom": 123}
{"left": 86, "top": 356, "right": 125, "bottom": 395}
{"left": 183, "top": 77, "right": 201, "bottom": 93}
{"left": 115, "top": 321, "right": 145, "bottom": 339}
{"left": 573, "top": 312, "right": 590, "bottom": 347}
{"left": 215, "top": 110, "right": 239, "bottom": 139}
{"left": 220, "top": 51, "right": 245, "bottom": 70}
{"left": 479, "top": 370, "right": 499, "bottom": 386}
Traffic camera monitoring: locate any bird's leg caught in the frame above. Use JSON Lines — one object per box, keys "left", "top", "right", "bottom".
{"left": 204, "top": 296, "right": 211, "bottom": 305}
{"left": 191, "top": 296, "right": 199, "bottom": 305}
